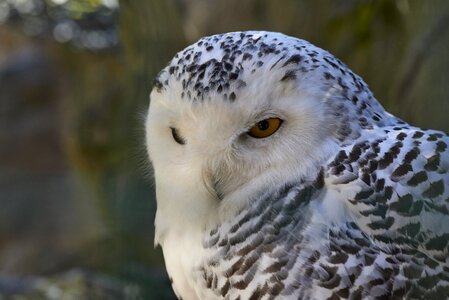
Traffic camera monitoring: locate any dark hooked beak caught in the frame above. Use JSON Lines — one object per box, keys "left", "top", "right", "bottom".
{"left": 202, "top": 169, "right": 224, "bottom": 201}
{"left": 212, "top": 176, "right": 225, "bottom": 201}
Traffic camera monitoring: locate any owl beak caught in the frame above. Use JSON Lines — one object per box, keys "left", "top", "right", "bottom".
{"left": 212, "top": 176, "right": 225, "bottom": 201}
{"left": 202, "top": 168, "right": 224, "bottom": 201}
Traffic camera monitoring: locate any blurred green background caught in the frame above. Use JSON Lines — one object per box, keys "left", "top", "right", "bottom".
{"left": 0, "top": 0, "right": 448, "bottom": 299}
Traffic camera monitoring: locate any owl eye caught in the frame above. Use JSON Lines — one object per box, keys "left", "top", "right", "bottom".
{"left": 247, "top": 118, "right": 283, "bottom": 139}
{"left": 170, "top": 127, "right": 186, "bottom": 145}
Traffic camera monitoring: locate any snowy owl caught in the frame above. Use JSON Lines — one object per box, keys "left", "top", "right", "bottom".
{"left": 145, "top": 31, "right": 449, "bottom": 299}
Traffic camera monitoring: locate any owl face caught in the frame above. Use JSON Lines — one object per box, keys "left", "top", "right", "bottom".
{"left": 145, "top": 33, "right": 347, "bottom": 234}
{"left": 146, "top": 31, "right": 390, "bottom": 237}
{"left": 147, "top": 72, "right": 332, "bottom": 198}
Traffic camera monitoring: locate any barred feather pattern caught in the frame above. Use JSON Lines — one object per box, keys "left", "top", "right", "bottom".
{"left": 198, "top": 128, "right": 449, "bottom": 300}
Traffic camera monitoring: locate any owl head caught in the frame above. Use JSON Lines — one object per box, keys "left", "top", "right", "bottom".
{"left": 145, "top": 31, "right": 396, "bottom": 242}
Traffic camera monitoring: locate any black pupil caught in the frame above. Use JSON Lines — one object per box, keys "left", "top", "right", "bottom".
{"left": 171, "top": 127, "right": 185, "bottom": 145}
{"left": 257, "top": 120, "right": 270, "bottom": 131}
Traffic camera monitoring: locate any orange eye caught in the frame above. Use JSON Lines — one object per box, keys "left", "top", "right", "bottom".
{"left": 247, "top": 118, "right": 283, "bottom": 139}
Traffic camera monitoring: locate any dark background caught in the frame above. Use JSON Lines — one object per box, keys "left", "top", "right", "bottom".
{"left": 0, "top": 0, "right": 448, "bottom": 298}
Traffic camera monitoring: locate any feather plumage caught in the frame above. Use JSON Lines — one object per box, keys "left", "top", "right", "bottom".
{"left": 146, "top": 31, "right": 449, "bottom": 299}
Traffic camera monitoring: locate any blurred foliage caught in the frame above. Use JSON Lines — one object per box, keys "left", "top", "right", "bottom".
{"left": 0, "top": 0, "right": 449, "bottom": 299}
{"left": 0, "top": 0, "right": 118, "bottom": 50}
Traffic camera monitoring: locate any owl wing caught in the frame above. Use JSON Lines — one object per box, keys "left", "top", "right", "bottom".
{"left": 327, "top": 126, "right": 449, "bottom": 263}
